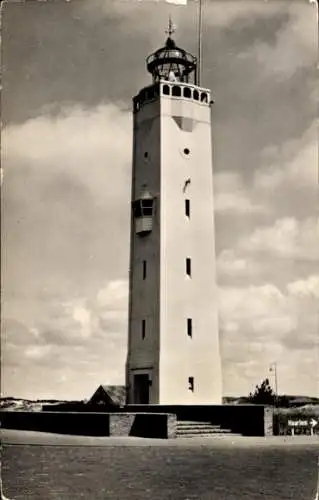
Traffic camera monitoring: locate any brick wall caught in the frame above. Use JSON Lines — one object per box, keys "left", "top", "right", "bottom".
{"left": 109, "top": 414, "right": 135, "bottom": 436}
{"left": 264, "top": 407, "right": 274, "bottom": 436}
{"left": 167, "top": 413, "right": 177, "bottom": 439}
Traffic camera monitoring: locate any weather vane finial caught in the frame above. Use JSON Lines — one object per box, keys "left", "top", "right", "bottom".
{"left": 165, "top": 15, "right": 176, "bottom": 38}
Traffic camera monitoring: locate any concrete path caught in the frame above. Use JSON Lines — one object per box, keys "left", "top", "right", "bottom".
{"left": 2, "top": 429, "right": 319, "bottom": 447}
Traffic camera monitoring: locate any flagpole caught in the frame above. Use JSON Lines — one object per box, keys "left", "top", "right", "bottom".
{"left": 270, "top": 362, "right": 278, "bottom": 406}
{"left": 274, "top": 363, "right": 278, "bottom": 403}
{"left": 197, "top": 0, "right": 203, "bottom": 86}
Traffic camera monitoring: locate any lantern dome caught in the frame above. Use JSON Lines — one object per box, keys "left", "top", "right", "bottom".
{"left": 146, "top": 21, "right": 197, "bottom": 85}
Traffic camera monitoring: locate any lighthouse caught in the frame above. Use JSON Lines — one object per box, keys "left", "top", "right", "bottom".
{"left": 125, "top": 21, "right": 222, "bottom": 405}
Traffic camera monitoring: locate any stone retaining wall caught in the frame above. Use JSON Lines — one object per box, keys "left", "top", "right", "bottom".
{"left": 0, "top": 411, "right": 176, "bottom": 439}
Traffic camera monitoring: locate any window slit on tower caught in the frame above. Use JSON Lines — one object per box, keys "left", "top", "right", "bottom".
{"left": 185, "top": 199, "right": 190, "bottom": 218}
{"left": 187, "top": 318, "right": 192, "bottom": 338}
{"left": 186, "top": 258, "right": 191, "bottom": 277}
{"left": 143, "top": 260, "right": 147, "bottom": 280}
{"left": 188, "top": 377, "right": 194, "bottom": 392}
{"left": 142, "top": 319, "right": 146, "bottom": 340}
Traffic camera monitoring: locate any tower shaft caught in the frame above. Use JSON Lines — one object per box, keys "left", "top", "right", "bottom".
{"left": 126, "top": 78, "right": 222, "bottom": 405}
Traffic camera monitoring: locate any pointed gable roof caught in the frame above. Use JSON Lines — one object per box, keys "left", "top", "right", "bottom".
{"left": 88, "top": 385, "right": 126, "bottom": 407}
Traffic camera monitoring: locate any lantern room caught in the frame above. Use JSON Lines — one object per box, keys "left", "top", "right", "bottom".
{"left": 146, "top": 18, "right": 197, "bottom": 85}
{"left": 132, "top": 187, "right": 155, "bottom": 236}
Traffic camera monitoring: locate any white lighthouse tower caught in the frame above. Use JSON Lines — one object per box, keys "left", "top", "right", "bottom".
{"left": 126, "top": 21, "right": 222, "bottom": 405}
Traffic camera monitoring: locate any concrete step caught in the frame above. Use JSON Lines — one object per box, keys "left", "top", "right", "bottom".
{"left": 176, "top": 430, "right": 232, "bottom": 435}
{"left": 176, "top": 420, "right": 237, "bottom": 438}
{"left": 176, "top": 423, "right": 227, "bottom": 430}
{"left": 176, "top": 427, "right": 233, "bottom": 435}
{"left": 177, "top": 433, "right": 242, "bottom": 438}
{"left": 177, "top": 422, "right": 220, "bottom": 427}
{"left": 177, "top": 433, "right": 243, "bottom": 438}
{"left": 177, "top": 421, "right": 219, "bottom": 426}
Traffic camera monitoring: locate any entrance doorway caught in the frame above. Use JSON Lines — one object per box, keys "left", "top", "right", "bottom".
{"left": 133, "top": 374, "right": 150, "bottom": 404}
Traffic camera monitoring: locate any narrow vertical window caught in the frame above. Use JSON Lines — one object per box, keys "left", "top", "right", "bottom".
{"left": 186, "top": 258, "right": 191, "bottom": 277}
{"left": 188, "top": 377, "right": 194, "bottom": 392}
{"left": 142, "top": 319, "right": 146, "bottom": 339}
{"left": 143, "top": 260, "right": 147, "bottom": 280}
{"left": 187, "top": 318, "right": 192, "bottom": 338}
{"left": 185, "top": 199, "right": 190, "bottom": 218}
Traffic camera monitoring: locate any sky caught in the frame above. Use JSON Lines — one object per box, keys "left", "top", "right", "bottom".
{"left": 1, "top": 0, "right": 318, "bottom": 400}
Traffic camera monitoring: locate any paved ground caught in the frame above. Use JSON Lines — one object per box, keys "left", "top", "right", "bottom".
{"left": 1, "top": 431, "right": 319, "bottom": 500}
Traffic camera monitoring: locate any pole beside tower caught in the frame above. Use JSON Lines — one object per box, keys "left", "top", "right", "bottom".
{"left": 197, "top": 0, "right": 203, "bottom": 86}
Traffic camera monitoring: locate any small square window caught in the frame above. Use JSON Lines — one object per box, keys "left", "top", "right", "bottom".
{"left": 185, "top": 199, "right": 190, "bottom": 217}
{"left": 186, "top": 258, "right": 191, "bottom": 277}
{"left": 187, "top": 318, "right": 192, "bottom": 338}
{"left": 143, "top": 260, "right": 147, "bottom": 280}
{"left": 142, "top": 319, "right": 146, "bottom": 339}
{"left": 188, "top": 377, "right": 194, "bottom": 392}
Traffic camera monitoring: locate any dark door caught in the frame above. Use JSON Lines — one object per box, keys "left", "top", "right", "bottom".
{"left": 133, "top": 374, "right": 150, "bottom": 404}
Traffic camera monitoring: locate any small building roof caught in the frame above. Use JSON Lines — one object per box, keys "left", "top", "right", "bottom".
{"left": 88, "top": 385, "right": 126, "bottom": 407}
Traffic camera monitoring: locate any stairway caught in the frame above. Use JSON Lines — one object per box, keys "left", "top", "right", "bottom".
{"left": 176, "top": 420, "right": 240, "bottom": 438}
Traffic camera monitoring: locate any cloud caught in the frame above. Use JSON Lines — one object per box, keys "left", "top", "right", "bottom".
{"left": 214, "top": 171, "right": 265, "bottom": 214}
{"left": 238, "top": 216, "right": 318, "bottom": 262}
{"left": 214, "top": 120, "right": 317, "bottom": 227}
{"left": 1, "top": 279, "right": 129, "bottom": 399}
{"left": 217, "top": 249, "right": 257, "bottom": 278}
{"left": 251, "top": 315, "right": 297, "bottom": 337}
{"left": 1, "top": 319, "right": 39, "bottom": 346}
{"left": 2, "top": 103, "right": 132, "bottom": 301}
{"left": 250, "top": 2, "right": 317, "bottom": 80}
{"left": 96, "top": 280, "right": 128, "bottom": 308}
{"left": 287, "top": 275, "right": 319, "bottom": 299}
{"left": 25, "top": 345, "right": 53, "bottom": 360}
{"left": 2, "top": 102, "right": 132, "bottom": 398}
{"left": 219, "top": 278, "right": 318, "bottom": 334}
{"left": 87, "top": 0, "right": 293, "bottom": 32}
{"left": 40, "top": 280, "right": 128, "bottom": 350}
{"left": 214, "top": 192, "right": 264, "bottom": 214}
{"left": 215, "top": 121, "right": 317, "bottom": 288}
{"left": 219, "top": 278, "right": 318, "bottom": 395}
{"left": 72, "top": 305, "right": 92, "bottom": 339}
{"left": 256, "top": 130, "right": 317, "bottom": 191}
{"left": 3, "top": 103, "right": 131, "bottom": 204}
{"left": 216, "top": 215, "right": 318, "bottom": 289}
{"left": 206, "top": 1, "right": 284, "bottom": 27}
{"left": 219, "top": 283, "right": 285, "bottom": 321}
{"left": 253, "top": 120, "right": 318, "bottom": 217}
